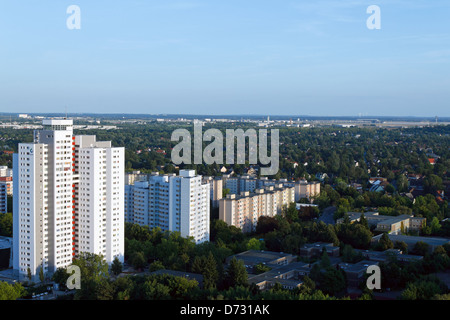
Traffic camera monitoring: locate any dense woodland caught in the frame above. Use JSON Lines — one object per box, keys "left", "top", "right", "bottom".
{"left": 0, "top": 122, "right": 449, "bottom": 300}
{"left": 1, "top": 122, "right": 449, "bottom": 179}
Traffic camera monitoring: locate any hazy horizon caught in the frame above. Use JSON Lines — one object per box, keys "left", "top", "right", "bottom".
{"left": 2, "top": 112, "right": 449, "bottom": 121}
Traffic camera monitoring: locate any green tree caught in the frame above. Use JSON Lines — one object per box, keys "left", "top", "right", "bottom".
{"left": 114, "top": 276, "right": 135, "bottom": 300}
{"left": 394, "top": 241, "right": 408, "bottom": 254}
{"left": 359, "top": 214, "right": 369, "bottom": 229}
{"left": 336, "top": 223, "right": 372, "bottom": 249}
{"left": 222, "top": 188, "right": 230, "bottom": 198}
{"left": 319, "top": 267, "right": 347, "bottom": 296}
{"left": 142, "top": 278, "right": 171, "bottom": 300}
{"left": 401, "top": 276, "right": 447, "bottom": 300}
{"left": 96, "top": 279, "right": 115, "bottom": 300}
{"left": 246, "top": 238, "right": 263, "bottom": 251}
{"left": 39, "top": 266, "right": 45, "bottom": 282}
{"left": 320, "top": 248, "right": 331, "bottom": 269}
{"left": 341, "top": 244, "right": 362, "bottom": 263}
{"left": 427, "top": 246, "right": 450, "bottom": 272}
{"left": 0, "top": 282, "right": 25, "bottom": 300}
{"left": 396, "top": 174, "right": 409, "bottom": 193}
{"left": 191, "top": 252, "right": 219, "bottom": 290}
{"left": 377, "top": 233, "right": 394, "bottom": 251}
{"left": 52, "top": 267, "right": 69, "bottom": 290}
{"left": 423, "top": 174, "right": 444, "bottom": 194}
{"left": 72, "top": 252, "right": 110, "bottom": 300}
{"left": 225, "top": 257, "right": 248, "bottom": 288}
{"left": 385, "top": 184, "right": 395, "bottom": 194}
{"left": 149, "top": 260, "right": 165, "bottom": 272}
{"left": 0, "top": 212, "right": 12, "bottom": 237}
{"left": 298, "top": 276, "right": 316, "bottom": 295}
{"left": 255, "top": 216, "right": 279, "bottom": 235}
{"left": 413, "top": 241, "right": 430, "bottom": 256}
{"left": 141, "top": 274, "right": 199, "bottom": 300}
{"left": 285, "top": 202, "right": 299, "bottom": 222}
{"left": 429, "top": 217, "right": 441, "bottom": 235}
{"left": 253, "top": 262, "right": 271, "bottom": 274}
{"left": 73, "top": 252, "right": 109, "bottom": 282}
{"left": 111, "top": 256, "right": 123, "bottom": 276}
{"left": 129, "top": 251, "right": 147, "bottom": 270}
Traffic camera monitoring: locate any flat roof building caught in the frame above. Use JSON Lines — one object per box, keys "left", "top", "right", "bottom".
{"left": 338, "top": 211, "right": 426, "bottom": 235}
{"left": 371, "top": 234, "right": 450, "bottom": 254}
{"left": 299, "top": 242, "right": 340, "bottom": 259}
{"left": 227, "top": 250, "right": 304, "bottom": 291}
{"left": 357, "top": 248, "right": 423, "bottom": 264}
{"left": 338, "top": 260, "right": 379, "bottom": 287}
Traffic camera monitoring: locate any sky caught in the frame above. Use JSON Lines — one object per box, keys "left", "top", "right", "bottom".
{"left": 0, "top": 0, "right": 449, "bottom": 117}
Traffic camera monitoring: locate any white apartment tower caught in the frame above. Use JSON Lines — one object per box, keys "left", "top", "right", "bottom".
{"left": 13, "top": 119, "right": 124, "bottom": 281}
{"left": 74, "top": 135, "right": 124, "bottom": 265}
{"left": 125, "top": 170, "right": 210, "bottom": 244}
{"left": 13, "top": 143, "right": 50, "bottom": 279}
{"left": 176, "top": 170, "right": 210, "bottom": 243}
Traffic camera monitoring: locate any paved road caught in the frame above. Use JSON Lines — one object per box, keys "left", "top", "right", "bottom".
{"left": 319, "top": 206, "right": 336, "bottom": 225}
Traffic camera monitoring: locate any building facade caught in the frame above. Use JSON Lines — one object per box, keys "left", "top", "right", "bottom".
{"left": 0, "top": 178, "right": 12, "bottom": 214}
{"left": 202, "top": 176, "right": 223, "bottom": 208}
{"left": 73, "top": 135, "right": 124, "bottom": 265}
{"left": 218, "top": 175, "right": 320, "bottom": 203}
{"left": 125, "top": 170, "right": 210, "bottom": 244}
{"left": 0, "top": 166, "right": 13, "bottom": 178}
{"left": 219, "top": 184, "right": 295, "bottom": 233}
{"left": 13, "top": 119, "right": 124, "bottom": 281}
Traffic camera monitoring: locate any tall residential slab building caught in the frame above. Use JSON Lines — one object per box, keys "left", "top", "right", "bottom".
{"left": 0, "top": 165, "right": 13, "bottom": 177}
{"left": 13, "top": 119, "right": 124, "bottom": 281}
{"left": 73, "top": 135, "right": 124, "bottom": 265}
{"left": 202, "top": 176, "right": 223, "bottom": 208}
{"left": 125, "top": 170, "right": 210, "bottom": 244}
{"left": 0, "top": 177, "right": 12, "bottom": 213}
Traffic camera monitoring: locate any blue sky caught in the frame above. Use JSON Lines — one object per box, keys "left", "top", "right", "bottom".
{"left": 0, "top": 0, "right": 449, "bottom": 117}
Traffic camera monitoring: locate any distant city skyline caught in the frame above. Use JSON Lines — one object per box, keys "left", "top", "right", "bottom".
{"left": 0, "top": 1, "right": 449, "bottom": 117}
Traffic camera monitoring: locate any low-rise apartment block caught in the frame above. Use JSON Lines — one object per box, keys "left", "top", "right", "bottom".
{"left": 220, "top": 175, "right": 320, "bottom": 202}
{"left": 219, "top": 184, "right": 295, "bottom": 233}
